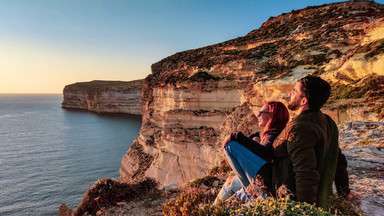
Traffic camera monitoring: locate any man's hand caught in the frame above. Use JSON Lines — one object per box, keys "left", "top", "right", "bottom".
{"left": 346, "top": 191, "right": 361, "bottom": 200}
{"left": 252, "top": 136, "right": 260, "bottom": 143}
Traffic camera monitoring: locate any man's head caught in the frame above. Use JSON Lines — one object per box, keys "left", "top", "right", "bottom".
{"left": 288, "top": 75, "right": 331, "bottom": 111}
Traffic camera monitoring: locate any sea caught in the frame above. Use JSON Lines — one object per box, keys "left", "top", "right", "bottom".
{"left": 0, "top": 94, "right": 142, "bottom": 216}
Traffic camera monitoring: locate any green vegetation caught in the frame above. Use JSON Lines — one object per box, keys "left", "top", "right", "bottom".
{"left": 209, "top": 160, "right": 232, "bottom": 176}
{"left": 73, "top": 178, "right": 159, "bottom": 216}
{"left": 188, "top": 175, "right": 218, "bottom": 188}
{"left": 355, "top": 38, "right": 384, "bottom": 59}
{"left": 358, "top": 138, "right": 372, "bottom": 146}
{"left": 162, "top": 187, "right": 215, "bottom": 216}
{"left": 332, "top": 84, "right": 364, "bottom": 99}
{"left": 64, "top": 80, "right": 143, "bottom": 97}
{"left": 165, "top": 71, "right": 189, "bottom": 84}
{"left": 330, "top": 75, "right": 383, "bottom": 119}
{"left": 327, "top": 195, "right": 364, "bottom": 216}
{"left": 331, "top": 75, "right": 383, "bottom": 100}
{"left": 372, "top": 104, "right": 384, "bottom": 119}
{"left": 189, "top": 71, "right": 221, "bottom": 82}
{"left": 200, "top": 197, "right": 334, "bottom": 216}
{"left": 162, "top": 189, "right": 363, "bottom": 215}
{"left": 162, "top": 174, "right": 364, "bottom": 216}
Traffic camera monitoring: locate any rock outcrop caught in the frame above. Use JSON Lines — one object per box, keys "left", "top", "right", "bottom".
{"left": 120, "top": 1, "right": 384, "bottom": 189}
{"left": 62, "top": 80, "right": 143, "bottom": 115}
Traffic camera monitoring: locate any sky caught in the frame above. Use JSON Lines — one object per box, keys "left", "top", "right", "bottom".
{"left": 1, "top": 0, "right": 383, "bottom": 93}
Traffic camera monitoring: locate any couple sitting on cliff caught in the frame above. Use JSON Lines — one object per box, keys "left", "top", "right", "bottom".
{"left": 215, "top": 75, "right": 357, "bottom": 207}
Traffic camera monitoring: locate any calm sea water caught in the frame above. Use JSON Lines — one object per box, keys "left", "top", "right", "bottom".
{"left": 0, "top": 94, "right": 142, "bottom": 216}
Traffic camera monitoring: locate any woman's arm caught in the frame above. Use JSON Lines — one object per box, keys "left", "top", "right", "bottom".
{"left": 232, "top": 131, "right": 278, "bottom": 161}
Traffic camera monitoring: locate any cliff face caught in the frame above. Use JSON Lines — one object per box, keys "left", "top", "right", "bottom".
{"left": 120, "top": 1, "right": 384, "bottom": 187}
{"left": 62, "top": 80, "right": 143, "bottom": 115}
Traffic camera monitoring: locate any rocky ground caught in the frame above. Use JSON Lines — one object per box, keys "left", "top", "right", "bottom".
{"left": 339, "top": 121, "right": 384, "bottom": 216}
{"left": 87, "top": 121, "right": 384, "bottom": 216}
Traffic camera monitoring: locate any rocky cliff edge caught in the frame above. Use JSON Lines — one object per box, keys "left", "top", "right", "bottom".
{"left": 119, "top": 1, "right": 384, "bottom": 189}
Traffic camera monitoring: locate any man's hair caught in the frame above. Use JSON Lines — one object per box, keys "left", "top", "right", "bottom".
{"left": 299, "top": 75, "right": 331, "bottom": 110}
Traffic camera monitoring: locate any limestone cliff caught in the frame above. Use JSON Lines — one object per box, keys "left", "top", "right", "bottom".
{"left": 120, "top": 1, "right": 384, "bottom": 188}
{"left": 62, "top": 80, "right": 143, "bottom": 115}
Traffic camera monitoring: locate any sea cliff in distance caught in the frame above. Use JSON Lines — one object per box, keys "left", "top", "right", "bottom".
{"left": 62, "top": 80, "right": 143, "bottom": 115}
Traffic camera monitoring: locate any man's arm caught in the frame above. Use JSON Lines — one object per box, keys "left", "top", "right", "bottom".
{"left": 335, "top": 148, "right": 351, "bottom": 196}
{"left": 287, "top": 125, "right": 320, "bottom": 204}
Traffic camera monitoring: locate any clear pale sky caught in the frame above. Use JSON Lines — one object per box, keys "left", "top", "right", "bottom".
{"left": 1, "top": 0, "right": 383, "bottom": 93}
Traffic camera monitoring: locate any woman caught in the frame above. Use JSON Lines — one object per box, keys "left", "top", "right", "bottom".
{"left": 220, "top": 101, "right": 289, "bottom": 202}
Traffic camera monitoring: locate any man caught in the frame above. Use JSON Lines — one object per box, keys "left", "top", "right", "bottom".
{"left": 272, "top": 75, "right": 353, "bottom": 207}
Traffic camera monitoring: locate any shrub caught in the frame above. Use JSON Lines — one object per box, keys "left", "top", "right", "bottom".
{"left": 331, "top": 75, "right": 384, "bottom": 100}
{"left": 209, "top": 160, "right": 232, "bottom": 175}
{"left": 73, "top": 178, "right": 159, "bottom": 216}
{"left": 355, "top": 38, "right": 384, "bottom": 59}
{"left": 162, "top": 181, "right": 364, "bottom": 216}
{"left": 200, "top": 197, "right": 335, "bottom": 216}
{"left": 327, "top": 195, "right": 364, "bottom": 216}
{"left": 358, "top": 138, "right": 372, "bottom": 146}
{"left": 162, "top": 188, "right": 208, "bottom": 216}
{"left": 164, "top": 195, "right": 336, "bottom": 216}
{"left": 188, "top": 175, "right": 218, "bottom": 188}
{"left": 372, "top": 104, "right": 384, "bottom": 119}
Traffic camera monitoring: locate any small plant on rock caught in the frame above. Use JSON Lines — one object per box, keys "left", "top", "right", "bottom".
{"left": 358, "top": 138, "right": 372, "bottom": 146}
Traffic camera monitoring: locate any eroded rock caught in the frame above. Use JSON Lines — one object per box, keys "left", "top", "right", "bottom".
{"left": 120, "top": 1, "right": 384, "bottom": 190}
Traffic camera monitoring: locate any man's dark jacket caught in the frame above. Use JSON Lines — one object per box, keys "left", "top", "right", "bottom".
{"left": 272, "top": 110, "right": 350, "bottom": 207}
